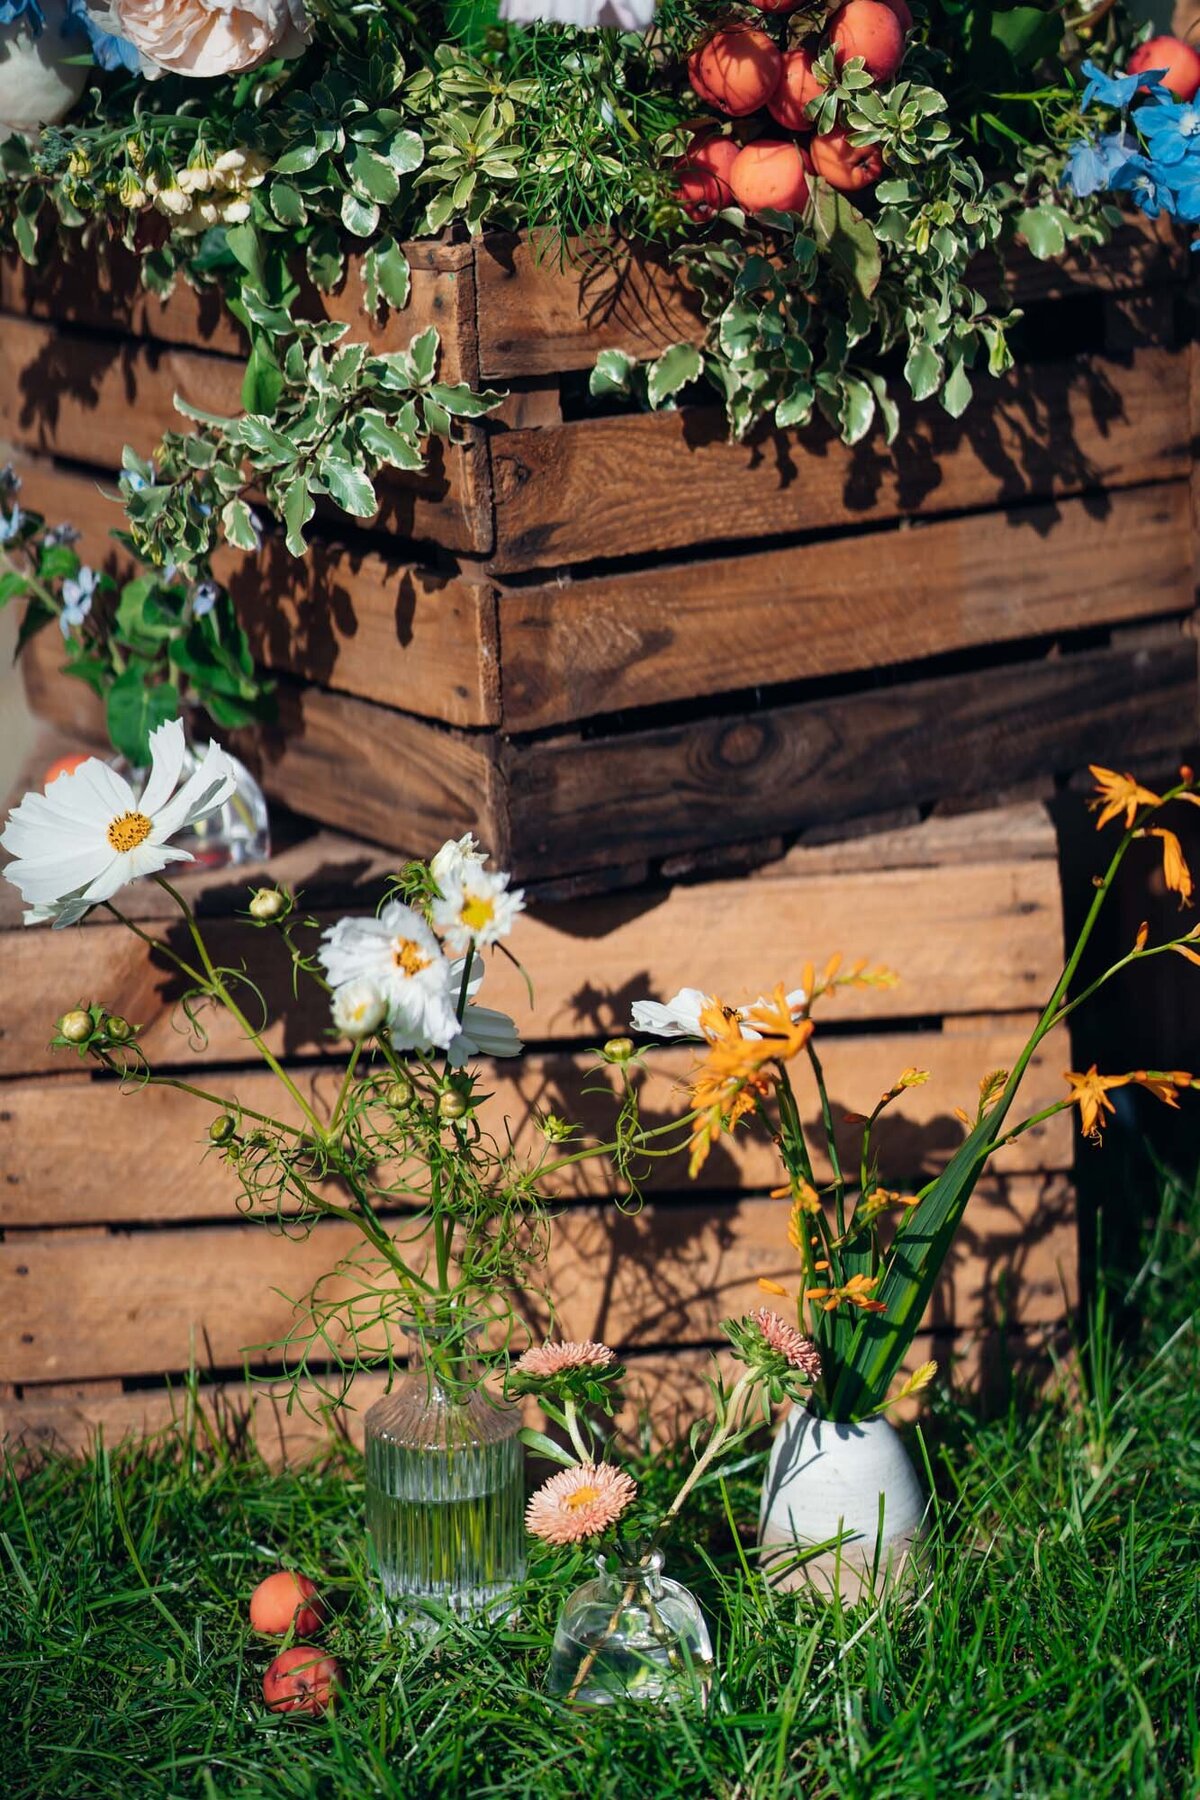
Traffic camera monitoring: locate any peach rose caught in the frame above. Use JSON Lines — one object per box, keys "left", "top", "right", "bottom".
{"left": 111, "top": 0, "right": 308, "bottom": 79}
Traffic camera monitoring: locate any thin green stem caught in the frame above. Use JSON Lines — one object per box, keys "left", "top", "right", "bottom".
{"left": 805, "top": 1041, "right": 846, "bottom": 1237}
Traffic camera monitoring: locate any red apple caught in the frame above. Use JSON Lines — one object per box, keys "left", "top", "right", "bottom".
{"left": 830, "top": 0, "right": 906, "bottom": 83}
{"left": 688, "top": 130, "right": 741, "bottom": 202}
{"left": 810, "top": 126, "right": 884, "bottom": 191}
{"left": 262, "top": 1646, "right": 342, "bottom": 1716}
{"left": 876, "top": 0, "right": 912, "bottom": 30}
{"left": 768, "top": 48, "right": 824, "bottom": 132}
{"left": 1128, "top": 35, "right": 1200, "bottom": 102}
{"left": 249, "top": 1571, "right": 326, "bottom": 1639}
{"left": 688, "top": 25, "right": 783, "bottom": 117}
{"left": 674, "top": 163, "right": 723, "bottom": 222}
{"left": 729, "top": 140, "right": 812, "bottom": 216}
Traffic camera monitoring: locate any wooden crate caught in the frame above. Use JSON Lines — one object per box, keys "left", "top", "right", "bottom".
{"left": 0, "top": 737, "right": 1077, "bottom": 1460}
{"left": 3, "top": 221, "right": 1197, "bottom": 889}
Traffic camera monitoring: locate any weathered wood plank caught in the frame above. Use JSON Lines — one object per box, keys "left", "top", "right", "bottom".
{"left": 0, "top": 316, "right": 492, "bottom": 554}
{"left": 0, "top": 1173, "right": 1076, "bottom": 1384}
{"left": 0, "top": 853, "right": 1066, "bottom": 1075}
{"left": 8, "top": 450, "right": 500, "bottom": 728}
{"left": 505, "top": 627, "right": 1198, "bottom": 877}
{"left": 488, "top": 346, "right": 1190, "bottom": 571}
{"left": 474, "top": 220, "right": 1183, "bottom": 379}
{"left": 0, "top": 1019, "right": 1072, "bottom": 1226}
{"left": 0, "top": 1324, "right": 1030, "bottom": 1461}
{"left": 499, "top": 482, "right": 1194, "bottom": 730}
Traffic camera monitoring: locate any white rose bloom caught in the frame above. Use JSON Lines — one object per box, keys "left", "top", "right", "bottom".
{"left": 317, "top": 900, "right": 459, "bottom": 1052}
{"left": 1, "top": 719, "right": 236, "bottom": 927}
{"left": 631, "top": 985, "right": 808, "bottom": 1041}
{"left": 431, "top": 860, "right": 525, "bottom": 954}
{"left": 112, "top": 0, "right": 308, "bottom": 79}
{"left": 500, "top": 0, "right": 656, "bottom": 29}
{"left": 430, "top": 832, "right": 486, "bottom": 893}
{"left": 330, "top": 978, "right": 386, "bottom": 1041}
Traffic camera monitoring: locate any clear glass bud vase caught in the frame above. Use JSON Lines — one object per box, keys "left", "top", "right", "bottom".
{"left": 546, "top": 1551, "right": 714, "bottom": 1708}
{"left": 364, "top": 1321, "right": 526, "bottom": 1628}
{"left": 111, "top": 721, "right": 269, "bottom": 871}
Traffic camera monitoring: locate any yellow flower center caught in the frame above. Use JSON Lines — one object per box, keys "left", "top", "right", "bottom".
{"left": 106, "top": 811, "right": 153, "bottom": 853}
{"left": 392, "top": 937, "right": 430, "bottom": 977}
{"left": 460, "top": 893, "right": 496, "bottom": 933}
{"left": 563, "top": 1485, "right": 600, "bottom": 1511}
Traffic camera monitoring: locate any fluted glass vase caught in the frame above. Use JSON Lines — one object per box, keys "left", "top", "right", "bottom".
{"left": 546, "top": 1551, "right": 714, "bottom": 1708}
{"left": 364, "top": 1321, "right": 525, "bottom": 1628}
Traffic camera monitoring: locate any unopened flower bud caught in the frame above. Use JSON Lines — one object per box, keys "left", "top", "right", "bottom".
{"left": 539, "top": 1112, "right": 575, "bottom": 1143}
{"left": 208, "top": 1114, "right": 237, "bottom": 1144}
{"left": 604, "top": 1036, "right": 635, "bottom": 1063}
{"left": 384, "top": 1074, "right": 415, "bottom": 1110}
{"left": 103, "top": 1014, "right": 133, "bottom": 1042}
{"left": 438, "top": 1089, "right": 469, "bottom": 1122}
{"left": 249, "top": 887, "right": 288, "bottom": 922}
{"left": 58, "top": 1009, "right": 93, "bottom": 1044}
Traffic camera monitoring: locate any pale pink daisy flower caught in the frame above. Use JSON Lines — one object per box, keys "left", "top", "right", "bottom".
{"left": 513, "top": 1340, "right": 615, "bottom": 1380}
{"left": 525, "top": 1463, "right": 637, "bottom": 1546}
{"left": 750, "top": 1308, "right": 823, "bottom": 1379}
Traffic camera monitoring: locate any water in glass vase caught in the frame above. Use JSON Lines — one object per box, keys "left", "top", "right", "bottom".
{"left": 546, "top": 1554, "right": 714, "bottom": 1708}
{"left": 364, "top": 1324, "right": 525, "bottom": 1628}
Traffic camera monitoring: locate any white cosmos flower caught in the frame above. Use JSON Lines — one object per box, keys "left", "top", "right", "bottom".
{"left": 631, "top": 985, "right": 808, "bottom": 1042}
{"left": 446, "top": 954, "right": 523, "bottom": 1067}
{"left": 330, "top": 977, "right": 386, "bottom": 1041}
{"left": 431, "top": 859, "right": 525, "bottom": 954}
{"left": 0, "top": 719, "right": 236, "bottom": 928}
{"left": 317, "top": 900, "right": 459, "bottom": 1052}
{"left": 430, "top": 831, "right": 485, "bottom": 892}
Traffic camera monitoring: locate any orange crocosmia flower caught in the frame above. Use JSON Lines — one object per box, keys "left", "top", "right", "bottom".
{"left": 1145, "top": 828, "right": 1194, "bottom": 906}
{"left": 1064, "top": 1066, "right": 1193, "bottom": 1140}
{"left": 757, "top": 1277, "right": 792, "bottom": 1299}
{"left": 807, "top": 1272, "right": 886, "bottom": 1314}
{"left": 742, "top": 984, "right": 815, "bottom": 1065}
{"left": 1089, "top": 766, "right": 1162, "bottom": 830}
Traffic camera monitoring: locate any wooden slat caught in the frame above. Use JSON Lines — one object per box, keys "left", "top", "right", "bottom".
{"left": 0, "top": 1173, "right": 1075, "bottom": 1385}
{"left": 18, "top": 649, "right": 506, "bottom": 862}
{"left": 7, "top": 449, "right": 500, "bottom": 729}
{"left": 499, "top": 482, "right": 1194, "bottom": 730}
{"left": 0, "top": 238, "right": 481, "bottom": 383}
{"left": 504, "top": 627, "right": 1198, "bottom": 877}
{"left": 0, "top": 1019, "right": 1072, "bottom": 1226}
{"left": 488, "top": 346, "right": 1190, "bottom": 571}
{"left": 0, "top": 316, "right": 492, "bottom": 555}
{"left": 474, "top": 221, "right": 1183, "bottom": 380}
{"left": 0, "top": 1324, "right": 1030, "bottom": 1461}
{"left": 0, "top": 855, "right": 1066, "bottom": 1079}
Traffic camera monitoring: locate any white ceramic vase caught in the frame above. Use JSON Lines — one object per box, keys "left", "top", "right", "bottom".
{"left": 759, "top": 1406, "right": 926, "bottom": 1604}
{"left": 0, "top": 2, "right": 88, "bottom": 138}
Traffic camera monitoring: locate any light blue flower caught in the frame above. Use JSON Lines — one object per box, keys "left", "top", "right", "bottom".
{"left": 1136, "top": 97, "right": 1200, "bottom": 166}
{"left": 1063, "top": 130, "right": 1139, "bottom": 197}
{"left": 0, "top": 505, "right": 24, "bottom": 543}
{"left": 192, "top": 580, "right": 218, "bottom": 618}
{"left": 60, "top": 565, "right": 98, "bottom": 637}
{"left": 62, "top": 0, "right": 139, "bottom": 70}
{"left": 1166, "top": 161, "right": 1200, "bottom": 222}
{"left": 1109, "top": 153, "right": 1172, "bottom": 219}
{"left": 123, "top": 469, "right": 148, "bottom": 492}
{"left": 0, "top": 463, "right": 21, "bottom": 496}
{"left": 0, "top": 2, "right": 45, "bottom": 31}
{"left": 45, "top": 522, "right": 81, "bottom": 547}
{"left": 1080, "top": 59, "right": 1166, "bottom": 113}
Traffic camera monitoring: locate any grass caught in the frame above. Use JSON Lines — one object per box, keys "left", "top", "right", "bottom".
{"left": 4, "top": 1169, "right": 1199, "bottom": 1800}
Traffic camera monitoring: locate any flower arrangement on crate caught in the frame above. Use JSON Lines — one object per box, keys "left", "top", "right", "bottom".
{"left": 0, "top": 0, "right": 1179, "bottom": 765}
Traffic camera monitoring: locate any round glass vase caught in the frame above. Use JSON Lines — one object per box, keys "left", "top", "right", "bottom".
{"left": 364, "top": 1322, "right": 525, "bottom": 1629}
{"left": 546, "top": 1551, "right": 714, "bottom": 1709}
{"left": 110, "top": 721, "right": 270, "bottom": 872}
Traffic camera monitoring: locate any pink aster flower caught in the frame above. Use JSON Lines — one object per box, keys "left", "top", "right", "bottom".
{"left": 513, "top": 1340, "right": 615, "bottom": 1380}
{"left": 525, "top": 1463, "right": 637, "bottom": 1546}
{"left": 750, "top": 1308, "right": 822, "bottom": 1378}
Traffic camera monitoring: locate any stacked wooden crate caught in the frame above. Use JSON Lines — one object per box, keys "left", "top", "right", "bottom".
{"left": 0, "top": 736, "right": 1076, "bottom": 1459}
{"left": 2, "top": 218, "right": 1197, "bottom": 889}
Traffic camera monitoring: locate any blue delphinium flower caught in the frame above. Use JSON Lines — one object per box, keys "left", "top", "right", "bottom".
{"left": 192, "top": 580, "right": 219, "bottom": 618}
{"left": 1165, "top": 160, "right": 1200, "bottom": 222}
{"left": 1080, "top": 59, "right": 1166, "bottom": 112}
{"left": 0, "top": 505, "right": 24, "bottom": 543}
{"left": 0, "top": 1, "right": 45, "bottom": 31}
{"left": 1137, "top": 96, "right": 1200, "bottom": 166}
{"left": 1064, "top": 130, "right": 1139, "bottom": 198}
{"left": 62, "top": 0, "right": 139, "bottom": 70}
{"left": 1109, "top": 153, "right": 1173, "bottom": 219}
{"left": 60, "top": 565, "right": 98, "bottom": 637}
